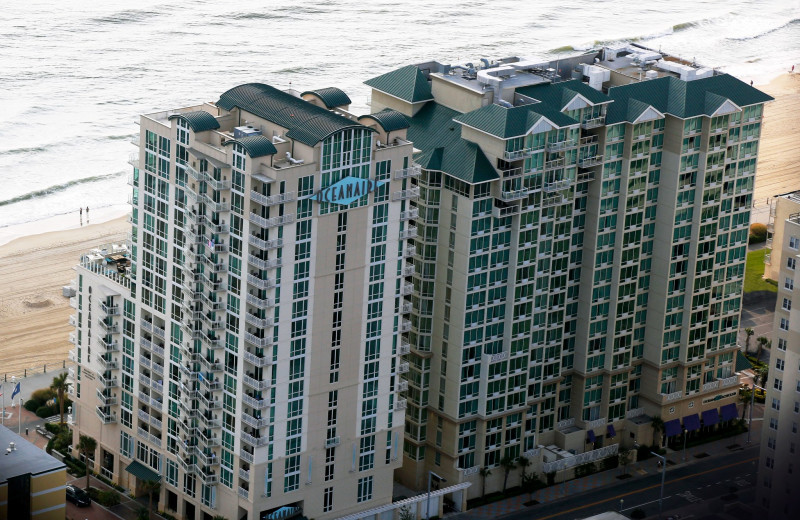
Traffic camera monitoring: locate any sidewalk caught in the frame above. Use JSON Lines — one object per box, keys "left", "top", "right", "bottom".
{"left": 461, "top": 411, "right": 763, "bottom": 519}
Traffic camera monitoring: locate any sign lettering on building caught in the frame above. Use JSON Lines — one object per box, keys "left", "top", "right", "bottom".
{"left": 306, "top": 177, "right": 385, "bottom": 206}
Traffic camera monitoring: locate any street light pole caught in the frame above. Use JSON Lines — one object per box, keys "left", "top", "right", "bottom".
{"left": 635, "top": 442, "right": 665, "bottom": 520}
{"left": 682, "top": 427, "right": 687, "bottom": 462}
{"left": 747, "top": 383, "right": 767, "bottom": 444}
{"left": 426, "top": 471, "right": 446, "bottom": 520}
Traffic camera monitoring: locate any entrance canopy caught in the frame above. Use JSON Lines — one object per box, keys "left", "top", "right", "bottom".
{"left": 125, "top": 460, "right": 161, "bottom": 482}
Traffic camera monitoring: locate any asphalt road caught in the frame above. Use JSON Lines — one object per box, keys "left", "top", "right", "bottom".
{"left": 501, "top": 444, "right": 760, "bottom": 520}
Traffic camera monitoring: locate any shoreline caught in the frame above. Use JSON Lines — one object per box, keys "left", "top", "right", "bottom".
{"left": 0, "top": 203, "right": 130, "bottom": 248}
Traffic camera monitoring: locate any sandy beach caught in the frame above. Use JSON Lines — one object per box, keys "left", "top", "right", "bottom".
{"left": 0, "top": 216, "right": 129, "bottom": 378}
{"left": 0, "top": 74, "right": 798, "bottom": 379}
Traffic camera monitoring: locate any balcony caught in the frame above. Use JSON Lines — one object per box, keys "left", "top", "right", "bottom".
{"left": 206, "top": 177, "right": 231, "bottom": 191}
{"left": 247, "top": 274, "right": 277, "bottom": 290}
{"left": 96, "top": 389, "right": 117, "bottom": 406}
{"left": 398, "top": 341, "right": 411, "bottom": 355}
{"left": 249, "top": 235, "right": 283, "bottom": 251}
{"left": 400, "top": 282, "right": 414, "bottom": 296}
{"left": 198, "top": 430, "right": 221, "bottom": 448}
{"left": 238, "top": 487, "right": 249, "bottom": 500}
{"left": 546, "top": 140, "right": 576, "bottom": 152}
{"left": 397, "top": 380, "right": 409, "bottom": 392}
{"left": 240, "top": 432, "right": 269, "bottom": 448}
{"left": 245, "top": 313, "right": 274, "bottom": 328}
{"left": 98, "top": 319, "right": 120, "bottom": 334}
{"left": 199, "top": 376, "right": 222, "bottom": 392}
{"left": 97, "top": 374, "right": 118, "bottom": 389}
{"left": 503, "top": 148, "right": 533, "bottom": 161}
{"left": 96, "top": 407, "right": 117, "bottom": 424}
{"left": 578, "top": 155, "right": 604, "bottom": 168}
{"left": 69, "top": 314, "right": 78, "bottom": 327}
{"left": 198, "top": 393, "right": 222, "bottom": 410}
{"left": 242, "top": 412, "right": 269, "bottom": 429}
{"left": 239, "top": 468, "right": 251, "bottom": 481}
{"left": 661, "top": 390, "right": 684, "bottom": 403}
{"left": 242, "top": 394, "right": 268, "bottom": 409}
{"left": 250, "top": 190, "right": 296, "bottom": 207}
{"left": 97, "top": 356, "right": 119, "bottom": 370}
{"left": 400, "top": 301, "right": 412, "bottom": 314}
{"left": 138, "top": 409, "right": 163, "bottom": 430}
{"left": 100, "top": 338, "right": 120, "bottom": 352}
{"left": 243, "top": 374, "right": 269, "bottom": 391}
{"left": 403, "top": 245, "right": 416, "bottom": 257}
{"left": 245, "top": 332, "right": 272, "bottom": 348}
{"left": 100, "top": 302, "right": 120, "bottom": 316}
{"left": 394, "top": 164, "right": 422, "bottom": 179}
{"left": 246, "top": 293, "right": 275, "bottom": 310}
{"left": 396, "top": 362, "right": 410, "bottom": 374}
{"left": 248, "top": 255, "right": 282, "bottom": 270}
{"left": 138, "top": 391, "right": 162, "bottom": 409}
{"left": 500, "top": 189, "right": 529, "bottom": 201}
{"left": 581, "top": 117, "right": 605, "bottom": 130}
{"left": 249, "top": 212, "right": 295, "bottom": 229}
{"left": 200, "top": 356, "right": 223, "bottom": 372}
{"left": 137, "top": 427, "right": 161, "bottom": 447}
{"left": 392, "top": 187, "right": 420, "bottom": 201}
{"left": 399, "top": 319, "right": 412, "bottom": 333}
{"left": 543, "top": 179, "right": 572, "bottom": 193}
{"left": 68, "top": 349, "right": 77, "bottom": 363}
{"left": 140, "top": 319, "right": 166, "bottom": 340}
{"left": 395, "top": 399, "right": 408, "bottom": 411}
{"left": 400, "top": 208, "right": 419, "bottom": 221}
{"left": 240, "top": 450, "right": 254, "bottom": 464}
{"left": 139, "top": 373, "right": 163, "bottom": 394}
{"left": 325, "top": 437, "right": 340, "bottom": 448}
{"left": 400, "top": 226, "right": 417, "bottom": 240}
{"left": 244, "top": 351, "right": 271, "bottom": 367}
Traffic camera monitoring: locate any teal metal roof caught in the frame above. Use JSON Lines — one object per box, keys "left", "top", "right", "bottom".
{"left": 126, "top": 460, "right": 161, "bottom": 482}
{"left": 408, "top": 102, "right": 498, "bottom": 184}
{"left": 300, "top": 87, "right": 352, "bottom": 108}
{"left": 216, "top": 83, "right": 371, "bottom": 147}
{"left": 605, "top": 74, "right": 774, "bottom": 124}
{"left": 358, "top": 109, "right": 410, "bottom": 132}
{"left": 453, "top": 103, "right": 577, "bottom": 140}
{"left": 224, "top": 135, "right": 277, "bottom": 158}
{"left": 168, "top": 111, "right": 221, "bottom": 132}
{"left": 364, "top": 65, "right": 434, "bottom": 103}
{"left": 736, "top": 351, "right": 754, "bottom": 373}
{"left": 516, "top": 79, "right": 612, "bottom": 108}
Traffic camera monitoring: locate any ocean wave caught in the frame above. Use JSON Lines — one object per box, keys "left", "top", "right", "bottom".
{"left": 90, "top": 10, "right": 159, "bottom": 25}
{"left": 726, "top": 18, "right": 800, "bottom": 41}
{"left": 0, "top": 172, "right": 126, "bottom": 208}
{"left": 0, "top": 145, "right": 49, "bottom": 156}
{"left": 231, "top": 12, "right": 288, "bottom": 20}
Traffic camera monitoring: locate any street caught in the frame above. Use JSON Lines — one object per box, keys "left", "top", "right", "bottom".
{"left": 499, "top": 444, "right": 760, "bottom": 520}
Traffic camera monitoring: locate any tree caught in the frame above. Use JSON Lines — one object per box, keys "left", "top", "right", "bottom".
{"left": 650, "top": 417, "right": 665, "bottom": 447}
{"left": 50, "top": 373, "right": 71, "bottom": 426}
{"left": 618, "top": 448, "right": 634, "bottom": 476}
{"left": 521, "top": 473, "right": 543, "bottom": 503}
{"left": 739, "top": 388, "right": 753, "bottom": 420}
{"left": 397, "top": 505, "right": 415, "bottom": 520}
{"left": 500, "top": 455, "right": 517, "bottom": 494}
{"left": 517, "top": 455, "right": 530, "bottom": 482}
{"left": 744, "top": 328, "right": 754, "bottom": 354}
{"left": 755, "top": 337, "right": 770, "bottom": 362}
{"left": 755, "top": 365, "right": 769, "bottom": 388}
{"left": 479, "top": 467, "right": 492, "bottom": 500}
{"left": 140, "top": 479, "right": 161, "bottom": 519}
{"left": 77, "top": 434, "right": 97, "bottom": 491}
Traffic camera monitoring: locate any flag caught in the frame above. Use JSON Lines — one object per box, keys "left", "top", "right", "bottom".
{"left": 207, "top": 239, "right": 214, "bottom": 249}
{"left": 11, "top": 382, "right": 20, "bottom": 400}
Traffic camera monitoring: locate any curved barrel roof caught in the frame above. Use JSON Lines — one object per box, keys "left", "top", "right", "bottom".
{"left": 223, "top": 135, "right": 278, "bottom": 158}
{"left": 301, "top": 87, "right": 352, "bottom": 108}
{"left": 359, "top": 109, "right": 410, "bottom": 132}
{"left": 167, "top": 111, "right": 221, "bottom": 132}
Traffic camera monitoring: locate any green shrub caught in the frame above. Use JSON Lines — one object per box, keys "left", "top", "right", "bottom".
{"left": 35, "top": 405, "right": 58, "bottom": 418}
{"left": 98, "top": 489, "right": 121, "bottom": 507}
{"left": 749, "top": 223, "right": 767, "bottom": 244}
{"left": 30, "top": 388, "right": 55, "bottom": 405}
{"left": 575, "top": 462, "right": 597, "bottom": 478}
{"left": 24, "top": 399, "right": 39, "bottom": 412}
{"left": 51, "top": 428, "right": 73, "bottom": 454}
{"left": 45, "top": 422, "right": 62, "bottom": 435}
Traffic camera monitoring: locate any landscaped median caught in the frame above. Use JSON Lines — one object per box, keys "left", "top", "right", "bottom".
{"left": 744, "top": 248, "right": 777, "bottom": 294}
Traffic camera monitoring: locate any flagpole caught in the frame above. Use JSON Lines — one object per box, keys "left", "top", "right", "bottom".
{"left": 18, "top": 398, "right": 22, "bottom": 435}
{"left": 1, "top": 386, "right": 4, "bottom": 426}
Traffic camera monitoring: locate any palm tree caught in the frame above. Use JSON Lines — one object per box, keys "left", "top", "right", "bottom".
{"left": 517, "top": 455, "right": 530, "bottom": 483}
{"left": 755, "top": 365, "right": 769, "bottom": 388}
{"left": 479, "top": 466, "right": 492, "bottom": 500}
{"left": 650, "top": 417, "right": 664, "bottom": 448}
{"left": 77, "top": 434, "right": 97, "bottom": 491}
{"left": 744, "top": 328, "right": 754, "bottom": 354}
{"left": 140, "top": 479, "right": 161, "bottom": 519}
{"left": 50, "top": 373, "right": 71, "bottom": 426}
{"left": 755, "top": 337, "right": 770, "bottom": 362}
{"left": 500, "top": 455, "right": 517, "bottom": 493}
{"left": 618, "top": 448, "right": 634, "bottom": 476}
{"left": 739, "top": 388, "right": 753, "bottom": 420}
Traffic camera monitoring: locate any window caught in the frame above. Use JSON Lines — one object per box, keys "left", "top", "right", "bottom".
{"left": 790, "top": 236, "right": 799, "bottom": 250}
{"left": 786, "top": 277, "right": 794, "bottom": 290}
{"left": 780, "top": 318, "right": 789, "bottom": 331}
{"left": 772, "top": 398, "right": 780, "bottom": 410}
{"left": 357, "top": 476, "right": 373, "bottom": 503}
{"left": 769, "top": 418, "right": 778, "bottom": 430}
{"left": 323, "top": 487, "right": 333, "bottom": 512}
{"left": 788, "top": 257, "right": 797, "bottom": 270}
{"left": 774, "top": 378, "right": 783, "bottom": 391}
{"left": 783, "top": 298, "right": 792, "bottom": 311}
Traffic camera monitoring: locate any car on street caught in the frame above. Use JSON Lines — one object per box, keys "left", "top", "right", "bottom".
{"left": 65, "top": 485, "right": 91, "bottom": 507}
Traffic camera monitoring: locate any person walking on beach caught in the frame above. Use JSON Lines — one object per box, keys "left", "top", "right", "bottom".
{"left": 79, "top": 207, "right": 82, "bottom": 217}
{"left": 85, "top": 206, "right": 89, "bottom": 216}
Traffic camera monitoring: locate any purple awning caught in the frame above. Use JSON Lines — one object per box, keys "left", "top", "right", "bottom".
{"left": 720, "top": 403, "right": 738, "bottom": 421}
{"left": 683, "top": 413, "right": 701, "bottom": 432}
{"left": 607, "top": 424, "right": 616, "bottom": 438}
{"left": 702, "top": 408, "right": 719, "bottom": 427}
{"left": 664, "top": 419, "right": 682, "bottom": 437}
{"left": 587, "top": 430, "right": 596, "bottom": 443}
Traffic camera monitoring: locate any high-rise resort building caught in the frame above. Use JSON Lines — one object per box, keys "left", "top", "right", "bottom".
{"left": 68, "top": 43, "right": 774, "bottom": 519}
{"left": 68, "top": 85, "right": 414, "bottom": 520}
{"left": 757, "top": 191, "right": 800, "bottom": 519}
{"left": 361, "top": 45, "right": 771, "bottom": 498}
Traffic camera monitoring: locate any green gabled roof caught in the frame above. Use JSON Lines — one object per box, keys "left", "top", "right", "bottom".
{"left": 168, "top": 111, "right": 221, "bottom": 132}
{"left": 516, "top": 79, "right": 612, "bottom": 108}
{"left": 300, "top": 87, "right": 352, "bottom": 108}
{"left": 364, "top": 65, "right": 433, "bottom": 103}
{"left": 216, "top": 83, "right": 370, "bottom": 147}
{"left": 359, "top": 109, "right": 410, "bottom": 132}
{"left": 224, "top": 135, "right": 277, "bottom": 158}
{"left": 605, "top": 74, "right": 773, "bottom": 124}
{"left": 407, "top": 102, "right": 498, "bottom": 184}
{"left": 626, "top": 98, "right": 656, "bottom": 122}
{"left": 453, "top": 102, "right": 578, "bottom": 140}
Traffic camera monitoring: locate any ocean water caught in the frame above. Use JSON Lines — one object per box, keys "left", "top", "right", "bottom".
{"left": 1, "top": 0, "right": 798, "bottom": 232}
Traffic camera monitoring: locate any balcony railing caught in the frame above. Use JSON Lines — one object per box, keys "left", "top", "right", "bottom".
{"left": 581, "top": 117, "right": 605, "bottom": 130}
{"left": 244, "top": 351, "right": 271, "bottom": 367}
{"left": 246, "top": 293, "right": 275, "bottom": 310}
{"left": 392, "top": 187, "right": 420, "bottom": 201}
{"left": 243, "top": 394, "right": 268, "bottom": 409}
{"left": 250, "top": 190, "right": 296, "bottom": 207}
{"left": 248, "top": 213, "right": 295, "bottom": 229}
{"left": 242, "top": 412, "right": 269, "bottom": 429}
{"left": 249, "top": 235, "right": 283, "bottom": 251}
{"left": 394, "top": 164, "right": 422, "bottom": 179}
{"left": 248, "top": 255, "right": 282, "bottom": 270}
{"left": 243, "top": 374, "right": 270, "bottom": 391}
{"left": 247, "top": 274, "right": 277, "bottom": 290}
{"left": 240, "top": 432, "right": 269, "bottom": 447}
{"left": 245, "top": 332, "right": 272, "bottom": 348}
{"left": 96, "top": 407, "right": 117, "bottom": 424}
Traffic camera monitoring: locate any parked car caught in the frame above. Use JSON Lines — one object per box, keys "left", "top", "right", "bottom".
{"left": 66, "top": 485, "right": 91, "bottom": 507}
